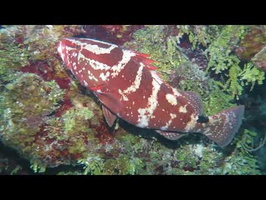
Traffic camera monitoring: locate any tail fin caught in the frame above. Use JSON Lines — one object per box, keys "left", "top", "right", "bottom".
{"left": 202, "top": 105, "right": 245, "bottom": 147}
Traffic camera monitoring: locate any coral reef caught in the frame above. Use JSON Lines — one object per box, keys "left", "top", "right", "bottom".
{"left": 0, "top": 25, "right": 265, "bottom": 174}
{"left": 0, "top": 73, "right": 65, "bottom": 170}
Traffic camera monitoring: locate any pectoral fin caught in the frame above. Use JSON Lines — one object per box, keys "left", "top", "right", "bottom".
{"left": 102, "top": 105, "right": 117, "bottom": 127}
{"left": 96, "top": 92, "right": 122, "bottom": 114}
{"left": 156, "top": 130, "right": 186, "bottom": 140}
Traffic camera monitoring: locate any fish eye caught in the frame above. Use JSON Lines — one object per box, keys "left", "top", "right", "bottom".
{"left": 75, "top": 45, "right": 81, "bottom": 50}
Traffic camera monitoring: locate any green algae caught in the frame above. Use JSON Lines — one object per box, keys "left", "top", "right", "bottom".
{"left": 203, "top": 25, "right": 265, "bottom": 99}
{"left": 222, "top": 134, "right": 261, "bottom": 175}
{"left": 62, "top": 107, "right": 94, "bottom": 134}
{"left": 0, "top": 43, "right": 29, "bottom": 73}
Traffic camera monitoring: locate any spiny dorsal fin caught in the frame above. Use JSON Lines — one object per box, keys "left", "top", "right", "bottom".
{"left": 134, "top": 52, "right": 158, "bottom": 71}
{"left": 102, "top": 105, "right": 117, "bottom": 127}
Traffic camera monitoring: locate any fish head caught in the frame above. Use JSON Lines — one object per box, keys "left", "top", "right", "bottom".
{"left": 57, "top": 37, "right": 122, "bottom": 89}
{"left": 57, "top": 38, "right": 81, "bottom": 71}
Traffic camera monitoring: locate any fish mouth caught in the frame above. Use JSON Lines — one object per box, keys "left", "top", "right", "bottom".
{"left": 58, "top": 38, "right": 79, "bottom": 50}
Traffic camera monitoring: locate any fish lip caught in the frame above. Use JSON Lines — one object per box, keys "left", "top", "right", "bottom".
{"left": 56, "top": 41, "right": 61, "bottom": 50}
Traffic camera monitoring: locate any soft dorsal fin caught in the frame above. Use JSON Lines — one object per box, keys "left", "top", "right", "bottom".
{"left": 156, "top": 130, "right": 186, "bottom": 140}
{"left": 180, "top": 90, "right": 204, "bottom": 115}
{"left": 102, "top": 105, "right": 117, "bottom": 127}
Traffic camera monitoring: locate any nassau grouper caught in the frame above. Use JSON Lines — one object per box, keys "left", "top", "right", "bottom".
{"left": 57, "top": 37, "right": 245, "bottom": 147}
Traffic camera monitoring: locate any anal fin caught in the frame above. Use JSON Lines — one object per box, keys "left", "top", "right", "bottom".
{"left": 156, "top": 130, "right": 186, "bottom": 140}
{"left": 102, "top": 105, "right": 117, "bottom": 127}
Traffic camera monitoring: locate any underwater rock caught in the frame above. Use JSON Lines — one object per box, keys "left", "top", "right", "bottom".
{"left": 235, "top": 25, "right": 266, "bottom": 61}
{"left": 0, "top": 144, "right": 30, "bottom": 175}
{"left": 21, "top": 60, "right": 72, "bottom": 89}
{"left": 252, "top": 45, "right": 266, "bottom": 71}
{"left": 0, "top": 73, "right": 65, "bottom": 168}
